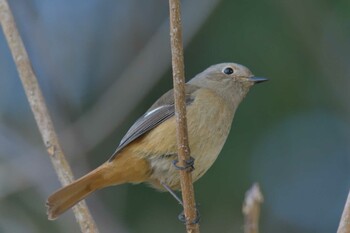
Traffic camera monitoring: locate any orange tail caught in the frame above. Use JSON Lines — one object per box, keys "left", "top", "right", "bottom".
{"left": 46, "top": 152, "right": 151, "bottom": 220}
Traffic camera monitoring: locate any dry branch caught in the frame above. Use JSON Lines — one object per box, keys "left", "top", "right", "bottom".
{"left": 168, "top": 0, "right": 200, "bottom": 232}
{"left": 337, "top": 189, "right": 350, "bottom": 233}
{"left": 242, "top": 183, "right": 264, "bottom": 233}
{"left": 0, "top": 1, "right": 99, "bottom": 232}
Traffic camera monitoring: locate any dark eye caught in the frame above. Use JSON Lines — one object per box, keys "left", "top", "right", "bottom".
{"left": 223, "top": 67, "right": 234, "bottom": 75}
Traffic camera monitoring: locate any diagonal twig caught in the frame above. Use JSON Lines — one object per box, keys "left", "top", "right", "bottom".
{"left": 0, "top": 1, "right": 99, "bottom": 232}
{"left": 168, "top": 0, "right": 200, "bottom": 232}
{"left": 337, "top": 189, "right": 350, "bottom": 233}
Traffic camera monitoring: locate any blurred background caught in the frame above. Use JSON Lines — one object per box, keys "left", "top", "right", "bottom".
{"left": 0, "top": 0, "right": 349, "bottom": 232}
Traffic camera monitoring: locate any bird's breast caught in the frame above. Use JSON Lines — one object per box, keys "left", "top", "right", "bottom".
{"left": 186, "top": 89, "right": 234, "bottom": 182}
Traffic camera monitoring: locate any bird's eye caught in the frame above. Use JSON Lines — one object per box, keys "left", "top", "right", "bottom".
{"left": 223, "top": 67, "right": 234, "bottom": 75}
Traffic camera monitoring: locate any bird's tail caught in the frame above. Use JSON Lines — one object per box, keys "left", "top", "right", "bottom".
{"left": 46, "top": 164, "right": 108, "bottom": 220}
{"left": 47, "top": 152, "right": 151, "bottom": 220}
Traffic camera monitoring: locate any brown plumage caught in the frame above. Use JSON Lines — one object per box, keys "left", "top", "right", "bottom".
{"left": 46, "top": 63, "right": 267, "bottom": 220}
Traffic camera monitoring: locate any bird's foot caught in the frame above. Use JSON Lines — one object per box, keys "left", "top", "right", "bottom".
{"left": 178, "top": 206, "right": 201, "bottom": 225}
{"left": 172, "top": 156, "right": 195, "bottom": 172}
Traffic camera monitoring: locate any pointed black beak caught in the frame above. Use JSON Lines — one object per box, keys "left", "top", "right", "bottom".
{"left": 249, "top": 76, "right": 268, "bottom": 84}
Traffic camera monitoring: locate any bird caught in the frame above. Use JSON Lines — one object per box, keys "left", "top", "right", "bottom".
{"left": 46, "top": 62, "right": 267, "bottom": 220}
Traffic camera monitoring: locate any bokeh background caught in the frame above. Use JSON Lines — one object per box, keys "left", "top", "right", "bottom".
{"left": 1, "top": 0, "right": 349, "bottom": 232}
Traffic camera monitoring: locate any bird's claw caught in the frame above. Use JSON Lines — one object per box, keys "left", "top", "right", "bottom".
{"left": 178, "top": 207, "right": 201, "bottom": 225}
{"left": 172, "top": 156, "right": 195, "bottom": 172}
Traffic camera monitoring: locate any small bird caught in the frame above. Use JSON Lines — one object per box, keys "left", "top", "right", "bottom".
{"left": 46, "top": 62, "right": 267, "bottom": 220}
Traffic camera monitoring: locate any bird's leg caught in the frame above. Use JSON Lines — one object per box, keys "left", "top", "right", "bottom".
{"left": 172, "top": 156, "right": 195, "bottom": 172}
{"left": 161, "top": 182, "right": 200, "bottom": 224}
{"left": 161, "top": 182, "right": 183, "bottom": 205}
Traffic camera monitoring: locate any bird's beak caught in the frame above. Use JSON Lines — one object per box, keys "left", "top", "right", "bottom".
{"left": 249, "top": 76, "right": 268, "bottom": 84}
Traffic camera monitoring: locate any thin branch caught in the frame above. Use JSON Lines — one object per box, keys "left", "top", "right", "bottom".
{"left": 337, "top": 189, "right": 350, "bottom": 233}
{"left": 168, "top": 0, "right": 200, "bottom": 232}
{"left": 242, "top": 183, "right": 264, "bottom": 233}
{"left": 0, "top": 1, "right": 99, "bottom": 232}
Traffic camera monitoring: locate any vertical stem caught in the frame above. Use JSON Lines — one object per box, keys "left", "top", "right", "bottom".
{"left": 242, "top": 183, "right": 264, "bottom": 233}
{"left": 0, "top": 1, "right": 99, "bottom": 232}
{"left": 168, "top": 0, "right": 200, "bottom": 232}
{"left": 337, "top": 190, "right": 350, "bottom": 233}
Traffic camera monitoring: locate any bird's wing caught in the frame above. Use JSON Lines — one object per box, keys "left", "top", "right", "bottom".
{"left": 109, "top": 84, "right": 199, "bottom": 161}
